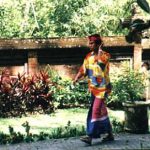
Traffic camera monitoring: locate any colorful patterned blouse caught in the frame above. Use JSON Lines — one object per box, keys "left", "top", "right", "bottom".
{"left": 79, "top": 50, "right": 111, "bottom": 99}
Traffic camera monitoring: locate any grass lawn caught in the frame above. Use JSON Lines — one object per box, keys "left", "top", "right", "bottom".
{"left": 0, "top": 108, "right": 149, "bottom": 135}
{"left": 0, "top": 108, "right": 125, "bottom": 135}
{"left": 0, "top": 108, "right": 87, "bottom": 135}
{"left": 0, "top": 108, "right": 150, "bottom": 134}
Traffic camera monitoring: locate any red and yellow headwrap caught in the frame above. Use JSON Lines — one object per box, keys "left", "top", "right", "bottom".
{"left": 88, "top": 34, "right": 102, "bottom": 45}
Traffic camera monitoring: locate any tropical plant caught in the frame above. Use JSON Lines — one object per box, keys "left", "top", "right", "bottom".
{"left": 0, "top": 69, "right": 55, "bottom": 117}
{"left": 137, "top": 0, "right": 150, "bottom": 13}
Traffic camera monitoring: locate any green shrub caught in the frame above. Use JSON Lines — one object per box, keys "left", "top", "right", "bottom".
{"left": 107, "top": 62, "right": 146, "bottom": 108}
{"left": 111, "top": 118, "right": 124, "bottom": 133}
{"left": 52, "top": 79, "right": 90, "bottom": 108}
{"left": 47, "top": 67, "right": 90, "bottom": 108}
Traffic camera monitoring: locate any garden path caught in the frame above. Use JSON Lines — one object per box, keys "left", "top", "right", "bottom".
{"left": 0, "top": 133, "right": 150, "bottom": 150}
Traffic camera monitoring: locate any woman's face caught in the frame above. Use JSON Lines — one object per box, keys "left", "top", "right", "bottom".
{"left": 88, "top": 41, "right": 99, "bottom": 52}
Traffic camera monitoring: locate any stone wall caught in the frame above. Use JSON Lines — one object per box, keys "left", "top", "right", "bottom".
{"left": 0, "top": 37, "right": 149, "bottom": 78}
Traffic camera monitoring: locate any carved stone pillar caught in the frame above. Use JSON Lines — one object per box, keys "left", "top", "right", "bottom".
{"left": 133, "top": 44, "right": 142, "bottom": 70}
{"left": 28, "top": 51, "right": 38, "bottom": 75}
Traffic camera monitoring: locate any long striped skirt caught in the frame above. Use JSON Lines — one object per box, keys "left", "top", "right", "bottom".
{"left": 86, "top": 94, "right": 112, "bottom": 138}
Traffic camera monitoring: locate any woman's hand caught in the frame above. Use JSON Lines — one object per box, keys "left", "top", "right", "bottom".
{"left": 73, "top": 77, "right": 78, "bottom": 85}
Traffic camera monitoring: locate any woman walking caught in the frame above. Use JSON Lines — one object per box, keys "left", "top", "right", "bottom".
{"left": 73, "top": 34, "right": 114, "bottom": 145}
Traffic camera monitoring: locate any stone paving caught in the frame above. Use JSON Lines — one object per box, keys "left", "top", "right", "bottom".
{"left": 0, "top": 133, "right": 150, "bottom": 150}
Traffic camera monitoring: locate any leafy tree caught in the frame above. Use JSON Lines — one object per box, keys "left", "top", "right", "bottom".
{"left": 0, "top": 0, "right": 149, "bottom": 38}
